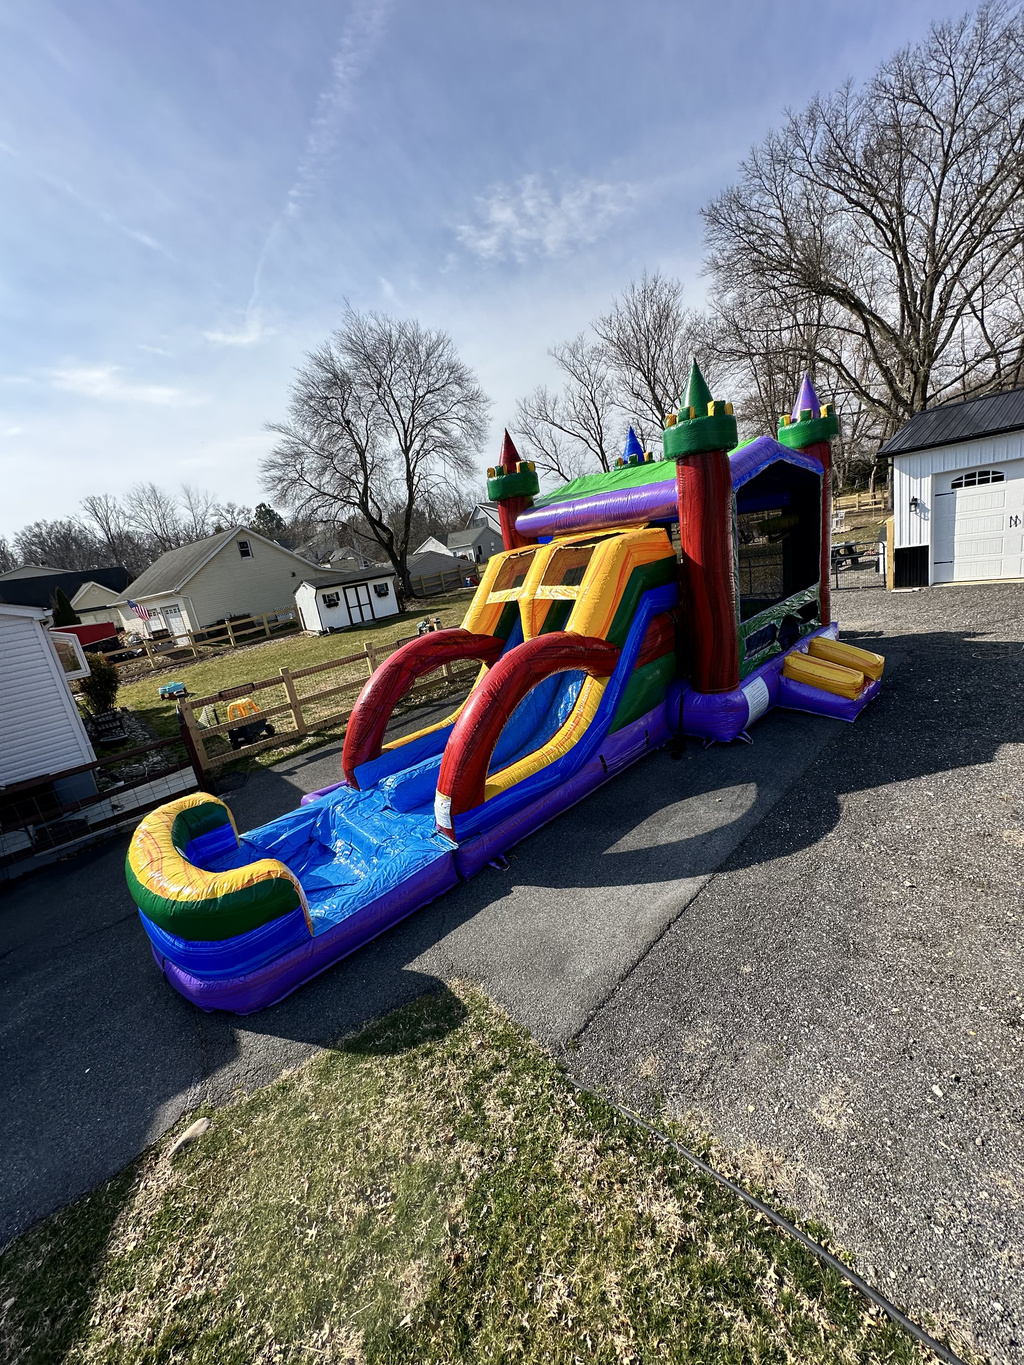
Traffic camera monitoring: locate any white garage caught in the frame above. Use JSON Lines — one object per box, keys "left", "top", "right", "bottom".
{"left": 882, "top": 388, "right": 1024, "bottom": 587}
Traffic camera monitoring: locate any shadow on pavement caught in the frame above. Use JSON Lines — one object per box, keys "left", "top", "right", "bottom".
{"left": 2, "top": 626, "right": 1019, "bottom": 1252}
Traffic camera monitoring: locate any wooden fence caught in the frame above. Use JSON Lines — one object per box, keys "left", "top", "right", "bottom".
{"left": 410, "top": 567, "right": 477, "bottom": 597}
{"left": 92, "top": 607, "right": 300, "bottom": 674}
{"left": 179, "top": 635, "right": 478, "bottom": 774}
{"left": 833, "top": 491, "right": 889, "bottom": 515}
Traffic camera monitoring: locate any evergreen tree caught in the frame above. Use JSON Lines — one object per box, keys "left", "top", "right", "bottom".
{"left": 51, "top": 587, "right": 80, "bottom": 626}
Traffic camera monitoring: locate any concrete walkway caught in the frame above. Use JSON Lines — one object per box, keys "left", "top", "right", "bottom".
{"left": 2, "top": 580, "right": 1021, "bottom": 1360}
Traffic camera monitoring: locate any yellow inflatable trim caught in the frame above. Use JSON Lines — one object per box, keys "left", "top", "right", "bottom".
{"left": 783, "top": 652, "right": 865, "bottom": 700}
{"left": 127, "top": 792, "right": 313, "bottom": 935}
{"left": 807, "top": 636, "right": 885, "bottom": 681}
{"left": 483, "top": 676, "right": 607, "bottom": 801}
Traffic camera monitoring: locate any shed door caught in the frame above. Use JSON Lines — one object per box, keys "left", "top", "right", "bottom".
{"left": 344, "top": 583, "right": 374, "bottom": 624}
{"left": 932, "top": 460, "right": 1024, "bottom": 583}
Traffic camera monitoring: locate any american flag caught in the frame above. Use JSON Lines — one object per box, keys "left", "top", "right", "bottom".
{"left": 127, "top": 599, "right": 151, "bottom": 621}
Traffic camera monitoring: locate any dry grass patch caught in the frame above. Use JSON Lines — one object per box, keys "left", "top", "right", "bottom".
{"left": 0, "top": 986, "right": 951, "bottom": 1364}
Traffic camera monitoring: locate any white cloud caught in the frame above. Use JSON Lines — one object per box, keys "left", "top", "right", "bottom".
{"left": 456, "top": 174, "right": 637, "bottom": 263}
{"left": 203, "top": 316, "right": 269, "bottom": 347}
{"left": 0, "top": 424, "right": 24, "bottom": 437}
{"left": 49, "top": 365, "right": 189, "bottom": 406}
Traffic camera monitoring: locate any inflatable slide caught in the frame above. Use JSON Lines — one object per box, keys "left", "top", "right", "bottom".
{"left": 128, "top": 368, "right": 884, "bottom": 1012}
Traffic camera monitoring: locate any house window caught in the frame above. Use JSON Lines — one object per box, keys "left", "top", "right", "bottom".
{"left": 238, "top": 540, "right": 253, "bottom": 558}
{"left": 373, "top": 582, "right": 389, "bottom": 598}
{"left": 951, "top": 469, "right": 1004, "bottom": 489}
{"left": 474, "top": 544, "right": 483, "bottom": 561}
{"left": 322, "top": 592, "right": 340, "bottom": 608}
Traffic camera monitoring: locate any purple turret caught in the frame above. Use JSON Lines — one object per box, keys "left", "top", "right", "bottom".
{"left": 778, "top": 373, "right": 840, "bottom": 628}
{"left": 791, "top": 372, "right": 821, "bottom": 422}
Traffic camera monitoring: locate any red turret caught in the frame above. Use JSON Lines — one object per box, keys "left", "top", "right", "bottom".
{"left": 486, "top": 430, "right": 540, "bottom": 551}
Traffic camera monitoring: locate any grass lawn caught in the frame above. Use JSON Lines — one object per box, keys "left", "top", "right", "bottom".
{"left": 0, "top": 986, "right": 958, "bottom": 1365}
{"left": 115, "top": 590, "right": 475, "bottom": 769}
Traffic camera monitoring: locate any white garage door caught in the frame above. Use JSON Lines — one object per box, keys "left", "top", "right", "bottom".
{"left": 932, "top": 460, "right": 1024, "bottom": 582}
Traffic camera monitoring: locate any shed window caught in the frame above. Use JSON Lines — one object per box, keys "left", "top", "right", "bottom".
{"left": 322, "top": 592, "right": 340, "bottom": 608}
{"left": 951, "top": 469, "right": 1004, "bottom": 489}
{"left": 238, "top": 540, "right": 253, "bottom": 558}
{"left": 373, "top": 582, "right": 389, "bottom": 597}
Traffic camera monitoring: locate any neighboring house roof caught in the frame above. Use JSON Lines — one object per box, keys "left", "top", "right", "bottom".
{"left": 468, "top": 502, "right": 502, "bottom": 533}
{"left": 413, "top": 535, "right": 449, "bottom": 556}
{"left": 300, "top": 566, "right": 396, "bottom": 590}
{"left": 409, "top": 550, "right": 476, "bottom": 577}
{"left": 0, "top": 602, "right": 50, "bottom": 620}
{"left": 0, "top": 566, "right": 129, "bottom": 610}
{"left": 121, "top": 527, "right": 317, "bottom": 600}
{"left": 0, "top": 564, "right": 68, "bottom": 580}
{"left": 880, "top": 386, "right": 1024, "bottom": 457}
{"left": 70, "top": 580, "right": 121, "bottom": 607}
{"left": 447, "top": 527, "right": 496, "bottom": 550}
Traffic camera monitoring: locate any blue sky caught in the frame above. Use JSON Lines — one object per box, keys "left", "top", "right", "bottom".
{"left": 0, "top": 0, "right": 945, "bottom": 536}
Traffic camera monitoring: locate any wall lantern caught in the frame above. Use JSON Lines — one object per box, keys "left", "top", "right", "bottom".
{"left": 909, "top": 495, "right": 920, "bottom": 513}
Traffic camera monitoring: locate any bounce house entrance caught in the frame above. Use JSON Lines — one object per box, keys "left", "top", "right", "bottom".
{"left": 736, "top": 463, "right": 822, "bottom": 675}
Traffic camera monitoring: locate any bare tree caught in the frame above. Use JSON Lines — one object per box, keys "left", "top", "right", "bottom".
{"left": 0, "top": 537, "right": 17, "bottom": 573}
{"left": 515, "top": 335, "right": 619, "bottom": 480}
{"left": 703, "top": 2, "right": 1024, "bottom": 442}
{"left": 595, "top": 269, "right": 717, "bottom": 442}
{"left": 80, "top": 493, "right": 150, "bottom": 576}
{"left": 13, "top": 518, "right": 103, "bottom": 571}
{"left": 179, "top": 484, "right": 217, "bottom": 541}
{"left": 123, "top": 482, "right": 184, "bottom": 555}
{"left": 211, "top": 501, "right": 252, "bottom": 533}
{"left": 262, "top": 309, "right": 489, "bottom": 597}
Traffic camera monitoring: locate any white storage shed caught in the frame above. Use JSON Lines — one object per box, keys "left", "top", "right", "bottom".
{"left": 295, "top": 568, "right": 400, "bottom": 633}
{"left": 881, "top": 388, "right": 1024, "bottom": 587}
{"left": 0, "top": 604, "right": 95, "bottom": 791}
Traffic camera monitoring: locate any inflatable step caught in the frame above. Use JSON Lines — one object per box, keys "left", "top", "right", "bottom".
{"left": 782, "top": 651, "right": 865, "bottom": 700}
{"left": 807, "top": 636, "right": 885, "bottom": 680}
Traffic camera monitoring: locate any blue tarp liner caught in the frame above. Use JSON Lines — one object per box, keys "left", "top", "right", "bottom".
{"left": 190, "top": 666, "right": 586, "bottom": 937}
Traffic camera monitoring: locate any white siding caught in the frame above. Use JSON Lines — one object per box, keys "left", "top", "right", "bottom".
{"left": 0, "top": 613, "right": 95, "bottom": 786}
{"left": 893, "top": 430, "right": 1024, "bottom": 549}
{"left": 184, "top": 536, "right": 311, "bottom": 626}
{"left": 295, "top": 576, "right": 399, "bottom": 631}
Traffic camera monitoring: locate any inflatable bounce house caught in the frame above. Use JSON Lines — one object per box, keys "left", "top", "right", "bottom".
{"left": 127, "top": 366, "right": 884, "bottom": 1012}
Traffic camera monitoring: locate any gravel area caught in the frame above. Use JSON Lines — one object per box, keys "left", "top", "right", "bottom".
{"left": 571, "top": 578, "right": 1024, "bottom": 1365}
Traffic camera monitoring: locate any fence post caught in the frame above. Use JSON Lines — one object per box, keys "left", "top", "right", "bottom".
{"left": 262, "top": 613, "right": 271, "bottom": 638}
{"left": 226, "top": 619, "right": 237, "bottom": 648}
{"left": 364, "top": 644, "right": 377, "bottom": 676}
{"left": 279, "top": 667, "right": 306, "bottom": 736}
{"left": 178, "top": 701, "right": 212, "bottom": 791}
{"left": 143, "top": 637, "right": 158, "bottom": 670}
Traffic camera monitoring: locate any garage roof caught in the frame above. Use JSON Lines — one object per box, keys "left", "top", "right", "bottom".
{"left": 303, "top": 565, "right": 395, "bottom": 589}
{"left": 880, "top": 385, "right": 1024, "bottom": 457}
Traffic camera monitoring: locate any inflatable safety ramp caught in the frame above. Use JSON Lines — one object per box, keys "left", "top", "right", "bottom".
{"left": 779, "top": 637, "right": 884, "bottom": 721}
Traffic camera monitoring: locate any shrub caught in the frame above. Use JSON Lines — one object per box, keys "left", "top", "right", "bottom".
{"left": 78, "top": 654, "right": 120, "bottom": 715}
{"left": 51, "top": 588, "right": 80, "bottom": 626}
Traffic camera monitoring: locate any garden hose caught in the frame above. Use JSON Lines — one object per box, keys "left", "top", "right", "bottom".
{"left": 568, "top": 1082, "right": 968, "bottom": 1365}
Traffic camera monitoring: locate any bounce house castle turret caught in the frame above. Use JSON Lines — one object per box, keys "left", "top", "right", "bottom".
{"left": 778, "top": 374, "right": 839, "bottom": 626}
{"left": 487, "top": 430, "right": 540, "bottom": 551}
{"left": 663, "top": 361, "right": 739, "bottom": 693}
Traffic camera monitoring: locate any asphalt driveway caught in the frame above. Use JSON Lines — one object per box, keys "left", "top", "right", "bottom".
{"left": 2, "top": 577, "right": 1022, "bottom": 1361}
